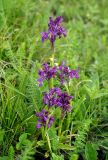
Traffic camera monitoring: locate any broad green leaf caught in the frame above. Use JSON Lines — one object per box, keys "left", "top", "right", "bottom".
{"left": 48, "top": 127, "right": 59, "bottom": 151}
{"left": 58, "top": 143, "right": 75, "bottom": 150}
{"left": 16, "top": 133, "right": 30, "bottom": 150}
{"left": 51, "top": 153, "right": 64, "bottom": 160}
{"left": 8, "top": 146, "right": 14, "bottom": 160}
{"left": 37, "top": 140, "right": 45, "bottom": 147}
{"left": 69, "top": 153, "right": 79, "bottom": 160}
{"left": 85, "top": 143, "right": 97, "bottom": 160}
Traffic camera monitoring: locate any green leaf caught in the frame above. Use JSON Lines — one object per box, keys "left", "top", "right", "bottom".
{"left": 37, "top": 140, "right": 45, "bottom": 147}
{"left": 8, "top": 146, "right": 14, "bottom": 160}
{"left": 69, "top": 153, "right": 79, "bottom": 160}
{"left": 16, "top": 133, "right": 35, "bottom": 160}
{"left": 85, "top": 143, "right": 97, "bottom": 160}
{"left": 0, "top": 157, "right": 8, "bottom": 160}
{"left": 16, "top": 133, "right": 30, "bottom": 150}
{"left": 18, "top": 141, "right": 35, "bottom": 160}
{"left": 0, "top": 129, "right": 4, "bottom": 145}
{"left": 74, "top": 119, "right": 91, "bottom": 152}
{"left": 48, "top": 127, "right": 59, "bottom": 151}
{"left": 58, "top": 143, "right": 75, "bottom": 150}
{"left": 51, "top": 153, "right": 64, "bottom": 160}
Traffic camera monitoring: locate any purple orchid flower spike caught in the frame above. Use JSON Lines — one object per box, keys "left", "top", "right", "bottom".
{"left": 37, "top": 63, "right": 57, "bottom": 86}
{"left": 43, "top": 87, "right": 73, "bottom": 117}
{"left": 36, "top": 109, "right": 54, "bottom": 129}
{"left": 57, "top": 92, "right": 73, "bottom": 113}
{"left": 70, "top": 68, "right": 80, "bottom": 79}
{"left": 43, "top": 87, "right": 62, "bottom": 108}
{"left": 57, "top": 62, "right": 80, "bottom": 85}
{"left": 41, "top": 16, "right": 66, "bottom": 47}
{"left": 58, "top": 62, "right": 70, "bottom": 84}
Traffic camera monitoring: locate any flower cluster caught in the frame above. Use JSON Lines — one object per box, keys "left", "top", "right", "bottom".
{"left": 36, "top": 62, "right": 79, "bottom": 128}
{"left": 58, "top": 62, "right": 79, "bottom": 84}
{"left": 43, "top": 88, "right": 62, "bottom": 108}
{"left": 37, "top": 63, "right": 57, "bottom": 86}
{"left": 57, "top": 92, "right": 73, "bottom": 113}
{"left": 41, "top": 16, "right": 66, "bottom": 47}
{"left": 36, "top": 88, "right": 73, "bottom": 128}
{"left": 36, "top": 109, "right": 54, "bottom": 129}
{"left": 43, "top": 87, "right": 73, "bottom": 113}
{"left": 36, "top": 16, "right": 79, "bottom": 129}
{"left": 37, "top": 62, "right": 79, "bottom": 86}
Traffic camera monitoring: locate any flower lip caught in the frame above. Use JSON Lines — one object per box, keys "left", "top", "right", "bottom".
{"left": 37, "top": 63, "right": 57, "bottom": 86}
{"left": 43, "top": 87, "right": 62, "bottom": 108}
{"left": 43, "top": 87, "right": 73, "bottom": 114}
{"left": 36, "top": 109, "right": 54, "bottom": 129}
{"left": 57, "top": 62, "right": 80, "bottom": 85}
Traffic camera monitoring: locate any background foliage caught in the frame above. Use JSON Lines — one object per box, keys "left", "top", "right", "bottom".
{"left": 0, "top": 0, "right": 108, "bottom": 159}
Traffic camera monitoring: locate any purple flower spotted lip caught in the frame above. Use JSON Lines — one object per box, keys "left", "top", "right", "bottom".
{"left": 43, "top": 87, "right": 62, "bottom": 108}
{"left": 43, "top": 87, "right": 73, "bottom": 113}
{"left": 37, "top": 62, "right": 79, "bottom": 87}
{"left": 37, "top": 63, "right": 57, "bottom": 86}
{"left": 58, "top": 62, "right": 80, "bottom": 84}
{"left": 57, "top": 92, "right": 73, "bottom": 113}
{"left": 41, "top": 16, "right": 66, "bottom": 47}
{"left": 36, "top": 109, "right": 54, "bottom": 129}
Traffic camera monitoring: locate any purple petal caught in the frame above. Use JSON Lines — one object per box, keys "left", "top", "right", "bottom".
{"left": 36, "top": 122, "right": 41, "bottom": 129}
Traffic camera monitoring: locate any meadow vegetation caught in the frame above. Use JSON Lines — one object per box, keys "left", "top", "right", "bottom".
{"left": 0, "top": 0, "right": 108, "bottom": 159}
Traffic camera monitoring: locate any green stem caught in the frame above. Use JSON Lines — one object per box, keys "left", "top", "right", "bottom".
{"left": 46, "top": 132, "right": 52, "bottom": 154}
{"left": 58, "top": 117, "right": 64, "bottom": 136}
{"left": 42, "top": 120, "right": 52, "bottom": 154}
{"left": 50, "top": 44, "right": 55, "bottom": 88}
{"left": 64, "top": 83, "right": 70, "bottom": 94}
{"left": 66, "top": 112, "right": 71, "bottom": 132}
{"left": 41, "top": 127, "right": 45, "bottom": 140}
{"left": 64, "top": 83, "right": 72, "bottom": 132}
{"left": 43, "top": 118, "right": 49, "bottom": 140}
{"left": 51, "top": 44, "right": 55, "bottom": 64}
{"left": 48, "top": 80, "right": 51, "bottom": 90}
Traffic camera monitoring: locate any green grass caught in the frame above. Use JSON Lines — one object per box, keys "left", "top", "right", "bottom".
{"left": 0, "top": 0, "right": 108, "bottom": 159}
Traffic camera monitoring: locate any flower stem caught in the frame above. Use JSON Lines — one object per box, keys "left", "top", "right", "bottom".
{"left": 46, "top": 132, "right": 52, "bottom": 154}
{"left": 64, "top": 84, "right": 72, "bottom": 132}
{"left": 51, "top": 43, "right": 55, "bottom": 65}
{"left": 64, "top": 83, "right": 70, "bottom": 94}
{"left": 50, "top": 44, "right": 55, "bottom": 88}
{"left": 58, "top": 117, "right": 64, "bottom": 136}
{"left": 48, "top": 80, "right": 51, "bottom": 89}
{"left": 66, "top": 112, "right": 71, "bottom": 132}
